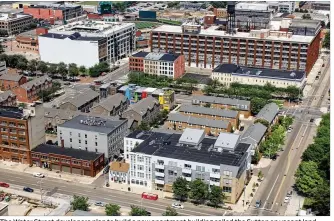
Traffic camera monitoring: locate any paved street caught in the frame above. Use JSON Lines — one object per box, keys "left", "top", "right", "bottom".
{"left": 0, "top": 169, "right": 225, "bottom": 216}
{"left": 246, "top": 58, "right": 330, "bottom": 216}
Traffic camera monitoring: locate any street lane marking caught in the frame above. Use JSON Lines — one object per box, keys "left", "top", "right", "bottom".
{"left": 263, "top": 174, "right": 280, "bottom": 209}
{"left": 270, "top": 125, "right": 308, "bottom": 210}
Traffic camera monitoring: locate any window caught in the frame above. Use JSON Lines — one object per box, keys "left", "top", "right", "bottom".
{"left": 212, "top": 168, "right": 220, "bottom": 173}
{"left": 223, "top": 186, "right": 232, "bottom": 193}
{"left": 184, "top": 164, "right": 191, "bottom": 169}
{"left": 223, "top": 179, "right": 232, "bottom": 185}
{"left": 95, "top": 142, "right": 98, "bottom": 146}
{"left": 85, "top": 134, "right": 87, "bottom": 138}
{"left": 85, "top": 140, "right": 87, "bottom": 145}
{"left": 79, "top": 140, "right": 81, "bottom": 144}
{"left": 223, "top": 170, "right": 232, "bottom": 177}
{"left": 70, "top": 138, "right": 72, "bottom": 142}
{"left": 95, "top": 148, "right": 98, "bottom": 153}
{"left": 85, "top": 147, "right": 88, "bottom": 151}
{"left": 138, "top": 165, "right": 144, "bottom": 170}
{"left": 70, "top": 132, "right": 72, "bottom": 136}
{"left": 78, "top": 133, "right": 81, "bottom": 137}
{"left": 168, "top": 170, "right": 174, "bottom": 175}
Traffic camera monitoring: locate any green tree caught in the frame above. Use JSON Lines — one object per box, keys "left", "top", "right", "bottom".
{"left": 322, "top": 32, "right": 330, "bottom": 49}
{"left": 302, "top": 14, "right": 312, "bottom": 19}
{"left": 105, "top": 203, "right": 121, "bottom": 216}
{"left": 162, "top": 206, "right": 178, "bottom": 216}
{"left": 37, "top": 61, "right": 48, "bottom": 74}
{"left": 17, "top": 61, "right": 27, "bottom": 72}
{"left": 48, "top": 63, "right": 58, "bottom": 76}
{"left": 252, "top": 149, "right": 261, "bottom": 164}
{"left": 189, "top": 179, "right": 208, "bottom": 204}
{"left": 208, "top": 186, "right": 224, "bottom": 208}
{"left": 295, "top": 161, "right": 323, "bottom": 196}
{"left": 172, "top": 177, "right": 189, "bottom": 201}
{"left": 137, "top": 122, "right": 150, "bottom": 131}
{"left": 210, "top": 1, "right": 227, "bottom": 8}
{"left": 129, "top": 205, "right": 149, "bottom": 216}
{"left": 71, "top": 195, "right": 89, "bottom": 211}
{"left": 27, "top": 59, "right": 38, "bottom": 74}
{"left": 68, "top": 63, "right": 79, "bottom": 76}
{"left": 79, "top": 65, "right": 86, "bottom": 75}
{"left": 58, "top": 62, "right": 68, "bottom": 79}
{"left": 254, "top": 118, "right": 269, "bottom": 127}
{"left": 89, "top": 62, "right": 110, "bottom": 77}
{"left": 251, "top": 97, "right": 268, "bottom": 115}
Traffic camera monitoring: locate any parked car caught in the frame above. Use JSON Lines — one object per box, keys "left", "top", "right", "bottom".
{"left": 315, "top": 75, "right": 319, "bottom": 80}
{"left": 146, "top": 211, "right": 151, "bottom": 216}
{"left": 0, "top": 182, "right": 9, "bottom": 188}
{"left": 284, "top": 196, "right": 291, "bottom": 203}
{"left": 23, "top": 187, "right": 34, "bottom": 192}
{"left": 63, "top": 82, "right": 71, "bottom": 85}
{"left": 271, "top": 154, "right": 278, "bottom": 161}
{"left": 310, "top": 118, "right": 314, "bottom": 123}
{"left": 172, "top": 203, "right": 184, "bottom": 209}
{"left": 288, "top": 127, "right": 292, "bottom": 133}
{"left": 255, "top": 200, "right": 261, "bottom": 208}
{"left": 33, "top": 172, "right": 45, "bottom": 178}
{"left": 94, "top": 202, "right": 104, "bottom": 207}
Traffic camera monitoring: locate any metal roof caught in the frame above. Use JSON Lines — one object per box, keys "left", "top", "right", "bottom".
{"left": 192, "top": 95, "right": 250, "bottom": 110}
{"left": 92, "top": 93, "right": 127, "bottom": 111}
{"left": 63, "top": 89, "right": 99, "bottom": 108}
{"left": 179, "top": 105, "right": 238, "bottom": 118}
{"left": 240, "top": 123, "right": 267, "bottom": 146}
{"left": 215, "top": 133, "right": 240, "bottom": 150}
{"left": 167, "top": 113, "right": 230, "bottom": 129}
{"left": 179, "top": 128, "right": 205, "bottom": 145}
{"left": 123, "top": 97, "right": 159, "bottom": 116}
{"left": 256, "top": 103, "right": 280, "bottom": 123}
{"left": 20, "top": 75, "right": 52, "bottom": 90}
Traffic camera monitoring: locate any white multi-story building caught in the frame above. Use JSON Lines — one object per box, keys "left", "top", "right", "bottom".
{"left": 126, "top": 129, "right": 253, "bottom": 204}
{"left": 57, "top": 115, "right": 128, "bottom": 161}
{"left": 211, "top": 63, "right": 307, "bottom": 89}
{"left": 39, "top": 20, "right": 136, "bottom": 67}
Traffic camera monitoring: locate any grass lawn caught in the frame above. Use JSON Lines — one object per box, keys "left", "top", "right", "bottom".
{"left": 77, "top": 1, "right": 99, "bottom": 6}
{"left": 135, "top": 21, "right": 158, "bottom": 29}
{"left": 157, "top": 19, "right": 182, "bottom": 25}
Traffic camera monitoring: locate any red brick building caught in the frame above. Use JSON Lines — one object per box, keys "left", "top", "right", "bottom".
{"left": 150, "top": 23, "right": 321, "bottom": 75}
{"left": 15, "top": 27, "right": 48, "bottom": 53}
{"left": 0, "top": 74, "right": 27, "bottom": 91}
{"left": 129, "top": 51, "right": 186, "bottom": 79}
{"left": 31, "top": 144, "right": 105, "bottom": 177}
{"left": 0, "top": 91, "right": 17, "bottom": 107}
{"left": 12, "top": 76, "right": 52, "bottom": 103}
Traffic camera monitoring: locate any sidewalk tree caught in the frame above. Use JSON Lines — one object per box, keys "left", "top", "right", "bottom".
{"left": 162, "top": 206, "right": 178, "bottom": 216}
{"left": 129, "top": 205, "right": 149, "bottom": 216}
{"left": 258, "top": 170, "right": 264, "bottom": 180}
{"left": 105, "top": 203, "right": 121, "bottom": 216}
{"left": 208, "top": 186, "right": 224, "bottom": 208}
{"left": 68, "top": 63, "right": 79, "bottom": 76}
{"left": 71, "top": 195, "right": 89, "bottom": 211}
{"left": 189, "top": 179, "right": 208, "bottom": 204}
{"left": 322, "top": 32, "right": 330, "bottom": 49}
{"left": 295, "top": 161, "right": 323, "bottom": 196}
{"left": 172, "top": 177, "right": 189, "bottom": 201}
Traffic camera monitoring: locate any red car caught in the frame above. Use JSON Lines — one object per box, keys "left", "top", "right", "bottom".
{"left": 0, "top": 182, "right": 9, "bottom": 188}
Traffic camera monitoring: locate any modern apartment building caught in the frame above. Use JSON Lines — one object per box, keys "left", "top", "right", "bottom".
{"left": 0, "top": 13, "right": 33, "bottom": 36}
{"left": 192, "top": 95, "right": 251, "bottom": 118}
{"left": 57, "top": 115, "right": 128, "bottom": 160}
{"left": 23, "top": 2, "right": 83, "bottom": 21}
{"left": 211, "top": 63, "right": 307, "bottom": 89}
{"left": 39, "top": 20, "right": 136, "bottom": 67}
{"left": 12, "top": 75, "right": 52, "bottom": 103}
{"left": 127, "top": 129, "right": 252, "bottom": 204}
{"left": 150, "top": 21, "right": 321, "bottom": 74}
{"left": 165, "top": 112, "right": 232, "bottom": 135}
{"left": 129, "top": 51, "right": 186, "bottom": 79}
{"left": 178, "top": 105, "right": 239, "bottom": 129}
{"left": 0, "top": 102, "right": 45, "bottom": 164}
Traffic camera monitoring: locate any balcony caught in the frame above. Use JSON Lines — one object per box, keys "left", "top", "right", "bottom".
{"left": 210, "top": 180, "right": 220, "bottom": 186}
{"left": 155, "top": 179, "right": 165, "bottom": 185}
{"left": 210, "top": 172, "right": 221, "bottom": 179}
{"left": 155, "top": 171, "right": 165, "bottom": 177}
{"left": 182, "top": 168, "right": 191, "bottom": 174}
{"left": 155, "top": 164, "right": 164, "bottom": 170}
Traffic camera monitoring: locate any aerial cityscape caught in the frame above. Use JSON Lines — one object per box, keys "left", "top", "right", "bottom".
{"left": 0, "top": 0, "right": 330, "bottom": 217}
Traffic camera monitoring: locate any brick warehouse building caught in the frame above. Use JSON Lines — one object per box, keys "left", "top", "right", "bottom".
{"left": 0, "top": 103, "right": 45, "bottom": 164}
{"left": 150, "top": 21, "right": 321, "bottom": 75}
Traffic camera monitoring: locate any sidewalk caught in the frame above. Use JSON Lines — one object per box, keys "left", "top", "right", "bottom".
{"left": 0, "top": 160, "right": 101, "bottom": 185}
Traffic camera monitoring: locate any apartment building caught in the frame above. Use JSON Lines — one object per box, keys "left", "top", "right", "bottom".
{"left": 192, "top": 95, "right": 251, "bottom": 118}
{"left": 129, "top": 51, "right": 186, "bottom": 79}
{"left": 240, "top": 123, "right": 267, "bottom": 155}
{"left": 213, "top": 8, "right": 228, "bottom": 18}
{"left": 256, "top": 103, "right": 280, "bottom": 125}
{"left": 91, "top": 93, "right": 129, "bottom": 117}
{"left": 127, "top": 129, "right": 252, "bottom": 204}
{"left": 122, "top": 97, "right": 160, "bottom": 125}
{"left": 59, "top": 89, "right": 99, "bottom": 112}
{"left": 57, "top": 115, "right": 128, "bottom": 160}
{"left": 212, "top": 64, "right": 306, "bottom": 89}
{"left": 23, "top": 2, "right": 83, "bottom": 21}
{"left": 0, "top": 73, "right": 27, "bottom": 91}
{"left": 165, "top": 112, "right": 232, "bottom": 135}
{"left": 178, "top": 105, "right": 239, "bottom": 129}
{"left": 0, "top": 91, "right": 16, "bottom": 107}
{"left": 0, "top": 13, "right": 33, "bottom": 36}
{"left": 109, "top": 161, "right": 130, "bottom": 184}
{"left": 39, "top": 21, "right": 136, "bottom": 67}
{"left": 0, "top": 103, "right": 45, "bottom": 164}
{"left": 31, "top": 144, "right": 104, "bottom": 177}
{"left": 311, "top": 1, "right": 330, "bottom": 11}
{"left": 150, "top": 21, "right": 321, "bottom": 74}
{"left": 289, "top": 19, "right": 322, "bottom": 36}
{"left": 15, "top": 27, "right": 48, "bottom": 53}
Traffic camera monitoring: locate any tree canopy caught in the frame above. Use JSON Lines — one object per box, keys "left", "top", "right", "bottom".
{"left": 172, "top": 177, "right": 189, "bottom": 200}
{"left": 322, "top": 32, "right": 330, "bottom": 49}
{"left": 71, "top": 195, "right": 89, "bottom": 211}
{"left": 208, "top": 186, "right": 224, "bottom": 208}
{"left": 189, "top": 179, "right": 208, "bottom": 204}
{"left": 129, "top": 205, "right": 149, "bottom": 216}
{"left": 162, "top": 206, "right": 178, "bottom": 216}
{"left": 105, "top": 203, "right": 121, "bottom": 216}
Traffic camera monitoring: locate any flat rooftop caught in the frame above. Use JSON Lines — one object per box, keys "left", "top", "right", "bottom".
{"left": 213, "top": 64, "right": 305, "bottom": 81}
{"left": 49, "top": 20, "right": 135, "bottom": 36}
{"left": 59, "top": 115, "right": 126, "bottom": 134}
{"left": 40, "top": 32, "right": 103, "bottom": 41}
{"left": 152, "top": 25, "right": 315, "bottom": 43}
{"left": 131, "top": 131, "right": 250, "bottom": 167}
{"left": 0, "top": 106, "right": 25, "bottom": 119}
{"left": 132, "top": 51, "right": 181, "bottom": 62}
{"left": 32, "top": 144, "right": 102, "bottom": 161}
{"left": 0, "top": 13, "right": 31, "bottom": 21}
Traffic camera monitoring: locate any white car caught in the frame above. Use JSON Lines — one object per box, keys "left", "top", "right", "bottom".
{"left": 33, "top": 172, "right": 45, "bottom": 178}
{"left": 284, "top": 196, "right": 290, "bottom": 203}
{"left": 172, "top": 203, "right": 184, "bottom": 209}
